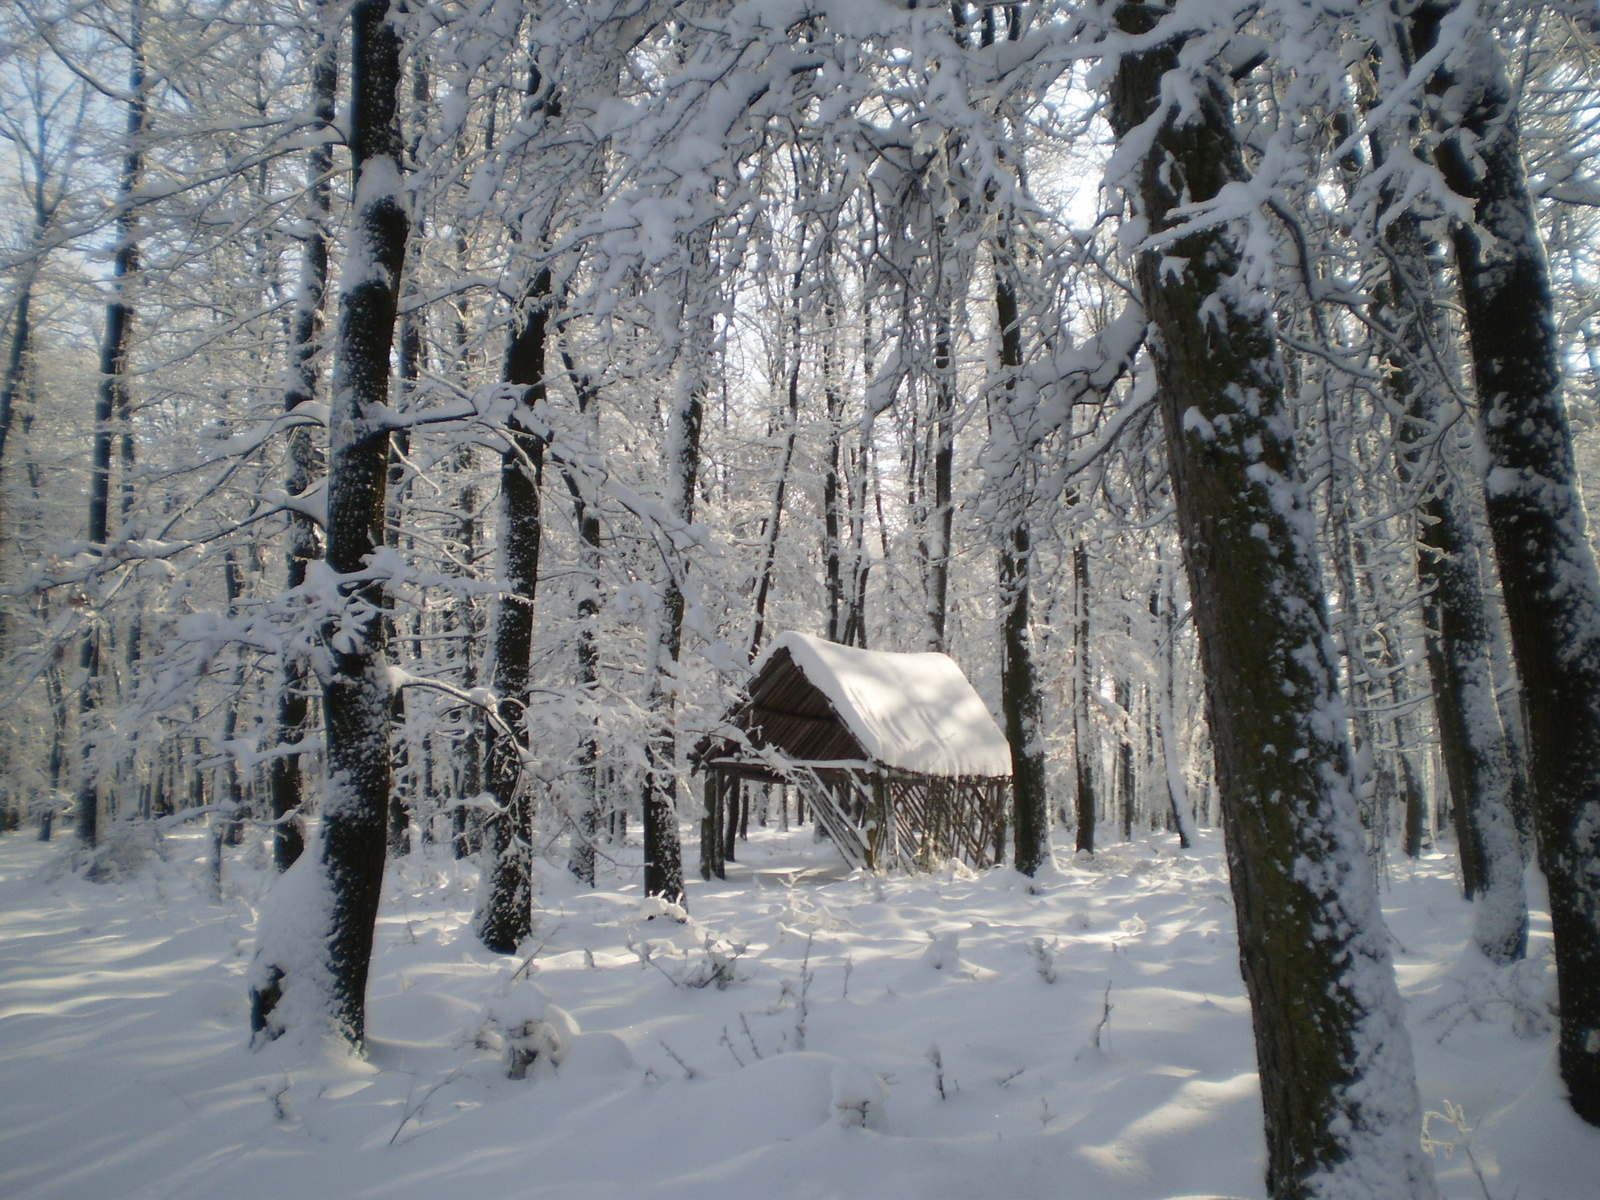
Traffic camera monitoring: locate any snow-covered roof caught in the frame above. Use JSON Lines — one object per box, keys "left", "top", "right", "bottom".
{"left": 754, "top": 632, "right": 1013, "bottom": 779}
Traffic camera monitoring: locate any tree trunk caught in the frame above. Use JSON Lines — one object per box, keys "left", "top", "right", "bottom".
{"left": 451, "top": 444, "right": 485, "bottom": 859}
{"left": 721, "top": 776, "right": 738, "bottom": 865}
{"left": 561, "top": 353, "right": 603, "bottom": 886}
{"left": 250, "top": 0, "right": 408, "bottom": 1047}
{"left": 1156, "top": 560, "right": 1196, "bottom": 849}
{"left": 1426, "top": 11, "right": 1600, "bottom": 1121}
{"left": 479, "top": 267, "right": 550, "bottom": 954}
{"left": 1107, "top": 9, "right": 1434, "bottom": 1196}
{"left": 823, "top": 318, "right": 845, "bottom": 643}
{"left": 219, "top": 551, "right": 246, "bottom": 846}
{"left": 1116, "top": 675, "right": 1135, "bottom": 842}
{"left": 994, "top": 253, "right": 1045, "bottom": 875}
{"left": 1355, "top": 23, "right": 1526, "bottom": 954}
{"left": 927, "top": 310, "right": 955, "bottom": 653}
{"left": 0, "top": 282, "right": 32, "bottom": 543}
{"left": 748, "top": 256, "right": 805, "bottom": 660}
{"left": 270, "top": 0, "right": 336, "bottom": 872}
{"left": 1072, "top": 539, "right": 1095, "bottom": 854}
{"left": 79, "top": 2, "right": 146, "bottom": 852}
{"left": 640, "top": 226, "right": 713, "bottom": 905}
{"left": 699, "top": 773, "right": 726, "bottom": 882}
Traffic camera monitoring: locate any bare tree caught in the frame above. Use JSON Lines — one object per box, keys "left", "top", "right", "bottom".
{"left": 1106, "top": 6, "right": 1433, "bottom": 1196}
{"left": 251, "top": 0, "right": 409, "bottom": 1046}
{"left": 1422, "top": 2, "right": 1600, "bottom": 1123}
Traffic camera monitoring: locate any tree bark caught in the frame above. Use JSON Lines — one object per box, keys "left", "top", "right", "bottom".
{"left": 1072, "top": 539, "right": 1095, "bottom": 854}
{"left": 1155, "top": 559, "right": 1196, "bottom": 849}
{"left": 1426, "top": 9, "right": 1600, "bottom": 1120}
{"left": 79, "top": 2, "right": 146, "bottom": 851}
{"left": 1382, "top": 205, "right": 1526, "bottom": 959}
{"left": 0, "top": 281, "right": 32, "bottom": 541}
{"left": 479, "top": 267, "right": 550, "bottom": 954}
{"left": 270, "top": 0, "right": 337, "bottom": 871}
{"left": 1116, "top": 674, "right": 1135, "bottom": 842}
{"left": 994, "top": 252, "right": 1045, "bottom": 874}
{"left": 1107, "top": 8, "right": 1434, "bottom": 1196}
{"left": 251, "top": 0, "right": 408, "bottom": 1046}
{"left": 1349, "top": 13, "right": 1527, "bottom": 954}
{"left": 640, "top": 226, "right": 713, "bottom": 905}
{"left": 926, "top": 309, "right": 955, "bottom": 653}
{"left": 748, "top": 255, "right": 805, "bottom": 660}
{"left": 561, "top": 352, "right": 603, "bottom": 886}
{"left": 823, "top": 315, "right": 845, "bottom": 643}
{"left": 219, "top": 551, "right": 247, "bottom": 846}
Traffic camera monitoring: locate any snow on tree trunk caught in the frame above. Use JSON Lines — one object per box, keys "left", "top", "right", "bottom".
{"left": 640, "top": 223, "right": 713, "bottom": 906}
{"left": 994, "top": 249, "right": 1044, "bottom": 876}
{"left": 927, "top": 307, "right": 955, "bottom": 654}
{"left": 250, "top": 0, "right": 407, "bottom": 1047}
{"left": 78, "top": 1, "right": 146, "bottom": 852}
{"left": 270, "top": 0, "right": 336, "bottom": 872}
{"left": 823, "top": 314, "right": 845, "bottom": 644}
{"left": 561, "top": 354, "right": 603, "bottom": 887}
{"left": 1371, "top": 163, "right": 1526, "bottom": 962}
{"left": 1156, "top": 557, "right": 1197, "bottom": 850}
{"left": 479, "top": 267, "right": 549, "bottom": 955}
{"left": 1427, "top": 15, "right": 1600, "bottom": 1123}
{"left": 1071, "top": 538, "right": 1095, "bottom": 854}
{"left": 1107, "top": 10, "right": 1435, "bottom": 1198}
{"left": 748, "top": 251, "right": 804, "bottom": 662}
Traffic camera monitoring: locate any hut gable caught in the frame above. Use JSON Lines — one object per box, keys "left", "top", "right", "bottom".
{"left": 750, "top": 632, "right": 1012, "bottom": 779}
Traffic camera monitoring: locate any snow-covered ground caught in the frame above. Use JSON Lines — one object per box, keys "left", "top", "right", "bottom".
{"left": 0, "top": 822, "right": 1594, "bottom": 1199}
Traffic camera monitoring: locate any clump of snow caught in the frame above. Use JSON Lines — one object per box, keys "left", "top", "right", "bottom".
{"left": 475, "top": 984, "right": 577, "bottom": 1079}
{"left": 246, "top": 833, "right": 338, "bottom": 1046}
{"left": 757, "top": 631, "right": 1013, "bottom": 778}
{"left": 831, "top": 1062, "right": 889, "bottom": 1130}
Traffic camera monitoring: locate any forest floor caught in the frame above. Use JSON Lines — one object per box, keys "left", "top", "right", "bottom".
{"left": 0, "top": 819, "right": 1594, "bottom": 1199}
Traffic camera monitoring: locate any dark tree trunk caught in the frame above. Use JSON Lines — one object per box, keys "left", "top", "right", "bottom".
{"left": 927, "top": 312, "right": 955, "bottom": 653}
{"left": 1072, "top": 540, "right": 1095, "bottom": 854}
{"left": 748, "top": 252, "right": 805, "bottom": 661}
{"left": 251, "top": 0, "right": 408, "bottom": 1047}
{"left": 1107, "top": 8, "right": 1433, "bottom": 1197}
{"left": 562, "top": 354, "right": 603, "bottom": 886}
{"left": 1361, "top": 32, "right": 1525, "bottom": 956}
{"left": 219, "top": 551, "right": 247, "bottom": 846}
{"left": 79, "top": 4, "right": 146, "bottom": 852}
{"left": 1425, "top": 10, "right": 1600, "bottom": 1121}
{"left": 385, "top": 425, "right": 412, "bottom": 858}
{"left": 823, "top": 328, "right": 845, "bottom": 643}
{"left": 1155, "top": 562, "right": 1196, "bottom": 849}
{"left": 640, "top": 227, "right": 712, "bottom": 906}
{"left": 40, "top": 626, "right": 65, "bottom": 841}
{"left": 384, "top": 55, "right": 431, "bottom": 857}
{"left": 0, "top": 271, "right": 36, "bottom": 834}
{"left": 1116, "top": 675, "right": 1135, "bottom": 842}
{"left": 842, "top": 446, "right": 871, "bottom": 649}
{"left": 0, "top": 287, "right": 31, "bottom": 534}
{"left": 1000, "top": 521, "right": 1044, "bottom": 873}
{"left": 993, "top": 262, "right": 1045, "bottom": 875}
{"left": 699, "top": 773, "right": 726, "bottom": 882}
{"left": 479, "top": 267, "right": 550, "bottom": 954}
{"left": 452, "top": 445, "right": 485, "bottom": 860}
{"left": 270, "top": 0, "right": 336, "bottom": 872}
{"left": 721, "top": 777, "right": 738, "bottom": 864}
{"left": 840, "top": 294, "right": 875, "bottom": 650}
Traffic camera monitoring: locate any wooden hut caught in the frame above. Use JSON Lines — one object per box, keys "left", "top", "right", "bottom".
{"left": 694, "top": 632, "right": 1013, "bottom": 874}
